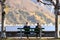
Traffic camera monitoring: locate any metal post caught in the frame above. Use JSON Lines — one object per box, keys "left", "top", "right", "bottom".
{"left": 20, "top": 28, "right": 22, "bottom": 40}
{"left": 17, "top": 28, "right": 22, "bottom": 40}
{"left": 1, "top": 1, "right": 4, "bottom": 39}
{"left": 0, "top": 0, "right": 6, "bottom": 39}
{"left": 39, "top": 28, "right": 41, "bottom": 40}
{"left": 39, "top": 28, "right": 44, "bottom": 40}
{"left": 55, "top": 0, "right": 59, "bottom": 38}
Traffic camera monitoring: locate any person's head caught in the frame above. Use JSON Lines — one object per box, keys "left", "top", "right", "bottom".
{"left": 37, "top": 23, "right": 40, "bottom": 26}
{"left": 25, "top": 22, "right": 28, "bottom": 26}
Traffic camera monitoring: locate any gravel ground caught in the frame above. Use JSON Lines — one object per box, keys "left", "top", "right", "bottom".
{"left": 0, "top": 37, "right": 60, "bottom": 40}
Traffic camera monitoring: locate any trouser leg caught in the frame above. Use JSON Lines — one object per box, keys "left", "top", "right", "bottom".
{"left": 36, "top": 33, "right": 38, "bottom": 39}
{"left": 25, "top": 34, "right": 28, "bottom": 39}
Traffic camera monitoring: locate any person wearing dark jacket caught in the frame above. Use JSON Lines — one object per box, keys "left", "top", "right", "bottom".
{"left": 23, "top": 22, "right": 30, "bottom": 39}
{"left": 35, "top": 23, "right": 41, "bottom": 37}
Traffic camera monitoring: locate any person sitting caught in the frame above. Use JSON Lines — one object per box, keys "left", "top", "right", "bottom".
{"left": 23, "top": 22, "right": 30, "bottom": 39}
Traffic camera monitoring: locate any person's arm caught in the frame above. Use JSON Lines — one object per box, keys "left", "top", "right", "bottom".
{"left": 29, "top": 26, "right": 30, "bottom": 29}
{"left": 24, "top": 26, "right": 26, "bottom": 28}
{"left": 39, "top": 25, "right": 41, "bottom": 28}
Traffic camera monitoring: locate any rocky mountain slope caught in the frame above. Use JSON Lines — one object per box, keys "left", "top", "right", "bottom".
{"left": 0, "top": 0, "right": 57, "bottom": 25}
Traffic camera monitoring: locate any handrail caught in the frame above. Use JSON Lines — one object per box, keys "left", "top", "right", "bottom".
{"left": 17, "top": 28, "right": 44, "bottom": 29}
{"left": 17, "top": 28, "right": 44, "bottom": 32}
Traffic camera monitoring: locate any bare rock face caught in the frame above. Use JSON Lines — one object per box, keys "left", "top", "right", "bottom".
{"left": 0, "top": 0, "right": 57, "bottom": 25}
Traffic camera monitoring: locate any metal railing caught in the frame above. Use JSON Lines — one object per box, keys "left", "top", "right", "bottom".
{"left": 17, "top": 28, "right": 44, "bottom": 40}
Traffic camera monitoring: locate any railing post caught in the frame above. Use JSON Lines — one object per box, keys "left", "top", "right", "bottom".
{"left": 17, "top": 28, "right": 23, "bottom": 40}
{"left": 0, "top": 0, "right": 6, "bottom": 40}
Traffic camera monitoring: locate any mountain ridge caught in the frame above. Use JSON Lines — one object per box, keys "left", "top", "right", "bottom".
{"left": 0, "top": 0, "right": 59, "bottom": 25}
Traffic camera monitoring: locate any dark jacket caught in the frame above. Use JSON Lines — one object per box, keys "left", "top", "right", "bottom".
{"left": 24, "top": 26, "right": 30, "bottom": 34}
{"left": 35, "top": 26, "right": 40, "bottom": 34}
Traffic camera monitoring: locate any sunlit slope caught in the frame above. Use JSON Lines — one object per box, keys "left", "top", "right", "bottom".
{"left": 2, "top": 0, "right": 58, "bottom": 24}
